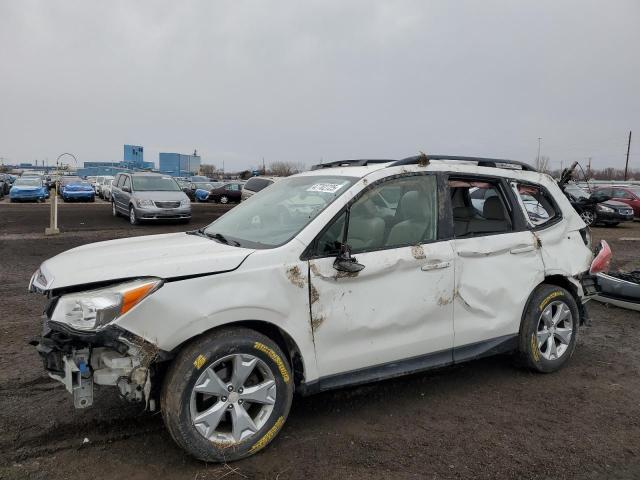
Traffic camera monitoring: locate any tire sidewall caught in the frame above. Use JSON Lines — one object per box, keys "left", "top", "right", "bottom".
{"left": 162, "top": 328, "right": 293, "bottom": 462}
{"left": 520, "top": 285, "right": 579, "bottom": 373}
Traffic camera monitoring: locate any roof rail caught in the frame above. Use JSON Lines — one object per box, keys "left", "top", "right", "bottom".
{"left": 310, "top": 159, "right": 393, "bottom": 170}
{"left": 391, "top": 154, "right": 537, "bottom": 172}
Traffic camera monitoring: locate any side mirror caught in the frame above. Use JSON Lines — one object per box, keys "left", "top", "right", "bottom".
{"left": 333, "top": 244, "right": 365, "bottom": 273}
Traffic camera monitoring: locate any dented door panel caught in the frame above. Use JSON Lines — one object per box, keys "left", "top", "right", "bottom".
{"left": 309, "top": 241, "right": 455, "bottom": 378}
{"left": 452, "top": 231, "right": 545, "bottom": 349}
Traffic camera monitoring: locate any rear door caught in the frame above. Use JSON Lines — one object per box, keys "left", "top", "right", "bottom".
{"left": 449, "top": 176, "right": 545, "bottom": 354}
{"left": 308, "top": 173, "right": 455, "bottom": 378}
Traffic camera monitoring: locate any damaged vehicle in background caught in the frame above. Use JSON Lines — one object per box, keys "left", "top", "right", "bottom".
{"left": 562, "top": 183, "right": 634, "bottom": 227}
{"left": 30, "top": 155, "right": 605, "bottom": 462}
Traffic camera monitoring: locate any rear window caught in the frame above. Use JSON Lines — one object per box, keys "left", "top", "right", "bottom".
{"left": 514, "top": 183, "right": 560, "bottom": 227}
{"left": 244, "top": 177, "right": 273, "bottom": 192}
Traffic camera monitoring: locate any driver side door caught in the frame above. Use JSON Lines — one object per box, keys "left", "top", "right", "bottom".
{"left": 307, "top": 174, "right": 455, "bottom": 382}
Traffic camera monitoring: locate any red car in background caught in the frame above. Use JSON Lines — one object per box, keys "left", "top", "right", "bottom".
{"left": 594, "top": 185, "right": 640, "bottom": 218}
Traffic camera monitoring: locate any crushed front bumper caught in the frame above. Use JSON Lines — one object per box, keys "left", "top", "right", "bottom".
{"left": 32, "top": 319, "right": 164, "bottom": 409}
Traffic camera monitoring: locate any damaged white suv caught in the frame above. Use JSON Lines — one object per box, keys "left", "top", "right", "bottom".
{"left": 31, "top": 155, "right": 604, "bottom": 462}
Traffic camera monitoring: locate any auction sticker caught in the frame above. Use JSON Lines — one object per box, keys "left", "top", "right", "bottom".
{"left": 307, "top": 183, "right": 344, "bottom": 194}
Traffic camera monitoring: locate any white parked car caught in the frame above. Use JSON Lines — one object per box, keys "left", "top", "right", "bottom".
{"left": 30, "top": 155, "right": 603, "bottom": 462}
{"left": 102, "top": 179, "right": 114, "bottom": 201}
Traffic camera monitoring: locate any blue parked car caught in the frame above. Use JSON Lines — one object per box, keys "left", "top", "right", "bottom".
{"left": 60, "top": 176, "right": 95, "bottom": 202}
{"left": 9, "top": 177, "right": 49, "bottom": 202}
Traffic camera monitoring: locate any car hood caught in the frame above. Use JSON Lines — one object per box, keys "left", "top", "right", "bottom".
{"left": 12, "top": 186, "right": 43, "bottom": 191}
{"left": 35, "top": 232, "right": 254, "bottom": 291}
{"left": 602, "top": 200, "right": 630, "bottom": 208}
{"left": 64, "top": 184, "right": 93, "bottom": 191}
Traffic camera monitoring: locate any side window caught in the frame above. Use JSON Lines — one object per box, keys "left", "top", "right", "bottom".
{"left": 122, "top": 176, "right": 131, "bottom": 190}
{"left": 514, "top": 183, "right": 559, "bottom": 227}
{"left": 315, "top": 175, "right": 438, "bottom": 256}
{"left": 114, "top": 174, "right": 122, "bottom": 187}
{"left": 450, "top": 179, "right": 513, "bottom": 237}
{"left": 613, "top": 188, "right": 633, "bottom": 199}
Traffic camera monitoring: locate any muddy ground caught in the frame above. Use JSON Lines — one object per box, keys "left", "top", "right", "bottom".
{"left": 1, "top": 200, "right": 639, "bottom": 480}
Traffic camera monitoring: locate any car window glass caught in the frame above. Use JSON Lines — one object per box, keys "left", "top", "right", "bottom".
{"left": 122, "top": 176, "right": 130, "bottom": 190}
{"left": 514, "top": 183, "right": 559, "bottom": 227}
{"left": 613, "top": 188, "right": 633, "bottom": 199}
{"left": 204, "top": 175, "right": 357, "bottom": 248}
{"left": 450, "top": 179, "right": 513, "bottom": 237}
{"left": 316, "top": 175, "right": 438, "bottom": 256}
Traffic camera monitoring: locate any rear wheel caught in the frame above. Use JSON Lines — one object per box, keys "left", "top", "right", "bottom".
{"left": 161, "top": 328, "right": 293, "bottom": 462}
{"left": 219, "top": 195, "right": 229, "bottom": 204}
{"left": 519, "top": 284, "right": 579, "bottom": 373}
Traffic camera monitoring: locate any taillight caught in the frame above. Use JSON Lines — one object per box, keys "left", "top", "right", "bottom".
{"left": 590, "top": 240, "right": 612, "bottom": 274}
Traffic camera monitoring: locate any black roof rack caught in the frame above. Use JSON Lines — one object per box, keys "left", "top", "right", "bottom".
{"left": 310, "top": 159, "right": 394, "bottom": 170}
{"left": 391, "top": 154, "right": 537, "bottom": 172}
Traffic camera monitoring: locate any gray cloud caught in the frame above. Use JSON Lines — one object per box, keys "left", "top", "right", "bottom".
{"left": 1, "top": 0, "right": 638, "bottom": 171}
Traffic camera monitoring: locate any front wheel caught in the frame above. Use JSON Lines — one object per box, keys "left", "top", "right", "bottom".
{"left": 129, "top": 206, "right": 139, "bottom": 225}
{"left": 161, "top": 328, "right": 293, "bottom": 462}
{"left": 518, "top": 284, "right": 579, "bottom": 373}
{"left": 112, "top": 201, "right": 120, "bottom": 217}
{"left": 580, "top": 210, "right": 595, "bottom": 226}
{"left": 219, "top": 195, "right": 229, "bottom": 204}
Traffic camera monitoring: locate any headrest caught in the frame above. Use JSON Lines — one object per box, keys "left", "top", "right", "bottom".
{"left": 398, "top": 191, "right": 424, "bottom": 220}
{"left": 483, "top": 196, "right": 505, "bottom": 220}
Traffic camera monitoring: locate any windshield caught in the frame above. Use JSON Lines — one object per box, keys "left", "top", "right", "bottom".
{"left": 194, "top": 182, "right": 215, "bottom": 189}
{"left": 15, "top": 178, "right": 41, "bottom": 187}
{"left": 204, "top": 175, "right": 357, "bottom": 248}
{"left": 132, "top": 176, "right": 180, "bottom": 192}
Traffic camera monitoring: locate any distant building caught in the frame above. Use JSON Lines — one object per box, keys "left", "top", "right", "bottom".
{"left": 77, "top": 144, "right": 153, "bottom": 177}
{"left": 159, "top": 151, "right": 201, "bottom": 176}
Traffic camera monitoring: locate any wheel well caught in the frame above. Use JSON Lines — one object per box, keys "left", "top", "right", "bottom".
{"left": 519, "top": 275, "right": 585, "bottom": 334}
{"left": 169, "top": 320, "right": 306, "bottom": 389}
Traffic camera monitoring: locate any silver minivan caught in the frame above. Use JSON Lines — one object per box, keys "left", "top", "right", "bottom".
{"left": 111, "top": 172, "right": 191, "bottom": 224}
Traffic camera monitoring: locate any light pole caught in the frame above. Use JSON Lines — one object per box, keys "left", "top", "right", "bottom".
{"left": 45, "top": 153, "right": 77, "bottom": 236}
{"left": 536, "top": 137, "right": 542, "bottom": 170}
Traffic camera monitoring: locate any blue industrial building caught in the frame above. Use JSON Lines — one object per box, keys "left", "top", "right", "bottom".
{"left": 77, "top": 144, "right": 154, "bottom": 177}
{"left": 159, "top": 151, "right": 201, "bottom": 176}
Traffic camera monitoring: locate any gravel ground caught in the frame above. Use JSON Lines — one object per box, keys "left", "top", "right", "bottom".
{"left": 1, "top": 200, "right": 639, "bottom": 480}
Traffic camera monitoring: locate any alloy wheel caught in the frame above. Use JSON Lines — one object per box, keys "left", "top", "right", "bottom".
{"left": 189, "top": 353, "right": 277, "bottom": 444}
{"left": 580, "top": 210, "right": 595, "bottom": 226}
{"left": 536, "top": 300, "right": 573, "bottom": 361}
{"left": 220, "top": 196, "right": 229, "bottom": 204}
{"left": 129, "top": 207, "right": 136, "bottom": 225}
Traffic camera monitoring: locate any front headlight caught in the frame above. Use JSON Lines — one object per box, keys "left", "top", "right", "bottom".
{"left": 180, "top": 198, "right": 190, "bottom": 206}
{"left": 50, "top": 278, "right": 162, "bottom": 331}
{"left": 596, "top": 204, "right": 614, "bottom": 213}
{"left": 137, "top": 199, "right": 155, "bottom": 208}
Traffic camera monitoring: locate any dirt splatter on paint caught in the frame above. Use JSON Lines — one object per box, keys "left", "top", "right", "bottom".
{"left": 286, "top": 265, "right": 305, "bottom": 288}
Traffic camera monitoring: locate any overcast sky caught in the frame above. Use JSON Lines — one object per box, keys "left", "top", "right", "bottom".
{"left": 1, "top": 0, "right": 638, "bottom": 171}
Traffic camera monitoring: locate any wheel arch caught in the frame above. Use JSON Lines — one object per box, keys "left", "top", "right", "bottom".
{"left": 168, "top": 319, "right": 307, "bottom": 390}
{"left": 519, "top": 275, "right": 586, "bottom": 336}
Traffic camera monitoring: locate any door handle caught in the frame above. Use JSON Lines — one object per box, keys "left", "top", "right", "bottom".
{"left": 421, "top": 261, "right": 451, "bottom": 271}
{"left": 510, "top": 245, "right": 535, "bottom": 254}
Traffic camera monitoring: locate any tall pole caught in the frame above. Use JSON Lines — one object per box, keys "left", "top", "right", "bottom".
{"left": 624, "top": 130, "right": 632, "bottom": 181}
{"left": 536, "top": 137, "right": 542, "bottom": 170}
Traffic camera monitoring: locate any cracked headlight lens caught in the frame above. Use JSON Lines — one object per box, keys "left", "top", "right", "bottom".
{"left": 50, "top": 278, "right": 162, "bottom": 331}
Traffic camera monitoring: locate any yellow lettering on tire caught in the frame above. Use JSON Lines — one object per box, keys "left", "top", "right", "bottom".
{"left": 539, "top": 291, "right": 563, "bottom": 311}
{"left": 249, "top": 416, "right": 285, "bottom": 454}
{"left": 193, "top": 354, "right": 207, "bottom": 370}
{"left": 254, "top": 342, "right": 290, "bottom": 383}
{"left": 531, "top": 333, "right": 540, "bottom": 362}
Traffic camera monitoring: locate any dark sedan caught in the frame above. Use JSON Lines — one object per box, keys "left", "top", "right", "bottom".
{"left": 563, "top": 184, "right": 633, "bottom": 226}
{"left": 200, "top": 182, "right": 244, "bottom": 204}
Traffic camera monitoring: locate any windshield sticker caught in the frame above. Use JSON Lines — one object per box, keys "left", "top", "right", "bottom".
{"left": 306, "top": 183, "right": 344, "bottom": 194}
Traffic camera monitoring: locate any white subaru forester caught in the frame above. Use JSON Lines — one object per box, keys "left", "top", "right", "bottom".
{"left": 30, "top": 155, "right": 603, "bottom": 462}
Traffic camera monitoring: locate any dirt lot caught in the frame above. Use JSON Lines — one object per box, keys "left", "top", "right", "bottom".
{"left": 1, "top": 200, "right": 640, "bottom": 480}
